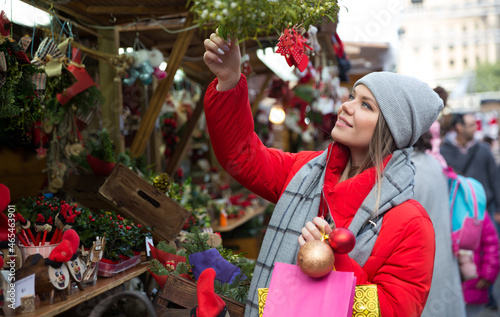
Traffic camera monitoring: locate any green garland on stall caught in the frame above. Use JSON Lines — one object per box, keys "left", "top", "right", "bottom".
{"left": 188, "top": 0, "right": 339, "bottom": 41}
{"left": 149, "top": 227, "right": 255, "bottom": 303}
{"left": 0, "top": 40, "right": 43, "bottom": 145}
{"left": 43, "top": 68, "right": 104, "bottom": 125}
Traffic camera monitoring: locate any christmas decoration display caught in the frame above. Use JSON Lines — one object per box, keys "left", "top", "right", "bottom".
{"left": 60, "top": 229, "right": 86, "bottom": 293}
{"left": 123, "top": 49, "right": 155, "bottom": 86}
{"left": 80, "top": 235, "right": 105, "bottom": 285}
{"left": 72, "top": 209, "right": 151, "bottom": 271}
{"left": 149, "top": 48, "right": 167, "bottom": 80}
{"left": 148, "top": 227, "right": 254, "bottom": 303}
{"left": 56, "top": 47, "right": 97, "bottom": 105}
{"left": 16, "top": 229, "right": 84, "bottom": 304}
{"left": 241, "top": 53, "right": 252, "bottom": 76}
{"left": 160, "top": 115, "right": 179, "bottom": 159}
{"left": 0, "top": 11, "right": 43, "bottom": 145}
{"left": 189, "top": 0, "right": 338, "bottom": 42}
{"left": 297, "top": 226, "right": 356, "bottom": 278}
{"left": 191, "top": 268, "right": 228, "bottom": 317}
{"left": 276, "top": 28, "right": 312, "bottom": 72}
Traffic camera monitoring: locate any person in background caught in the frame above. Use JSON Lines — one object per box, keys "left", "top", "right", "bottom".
{"left": 412, "top": 131, "right": 466, "bottom": 317}
{"left": 462, "top": 212, "right": 500, "bottom": 316}
{"left": 440, "top": 113, "right": 500, "bottom": 227}
{"left": 203, "top": 31, "right": 443, "bottom": 317}
{"left": 482, "top": 135, "right": 500, "bottom": 166}
{"left": 441, "top": 112, "right": 500, "bottom": 312}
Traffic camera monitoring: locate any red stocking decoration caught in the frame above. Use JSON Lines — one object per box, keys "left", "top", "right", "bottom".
{"left": 191, "top": 268, "right": 227, "bottom": 317}
{"left": 57, "top": 47, "right": 96, "bottom": 105}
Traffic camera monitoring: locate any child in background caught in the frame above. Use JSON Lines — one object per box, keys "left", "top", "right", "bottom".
{"left": 462, "top": 212, "right": 500, "bottom": 316}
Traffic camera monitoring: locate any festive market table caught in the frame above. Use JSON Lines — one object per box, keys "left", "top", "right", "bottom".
{"left": 11, "top": 262, "right": 148, "bottom": 317}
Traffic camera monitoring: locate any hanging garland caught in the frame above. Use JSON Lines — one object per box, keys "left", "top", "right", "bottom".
{"left": 188, "top": 0, "right": 339, "bottom": 41}
{"left": 0, "top": 11, "right": 44, "bottom": 145}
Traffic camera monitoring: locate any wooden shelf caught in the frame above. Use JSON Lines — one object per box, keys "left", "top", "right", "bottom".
{"left": 10, "top": 262, "right": 148, "bottom": 317}
{"left": 211, "top": 205, "right": 266, "bottom": 232}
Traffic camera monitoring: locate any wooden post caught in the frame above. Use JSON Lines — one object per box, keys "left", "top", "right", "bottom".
{"left": 130, "top": 13, "right": 197, "bottom": 158}
{"left": 164, "top": 90, "right": 206, "bottom": 176}
{"left": 98, "top": 28, "right": 124, "bottom": 154}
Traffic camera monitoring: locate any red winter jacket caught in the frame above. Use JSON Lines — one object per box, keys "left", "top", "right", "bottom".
{"left": 205, "top": 75, "right": 435, "bottom": 317}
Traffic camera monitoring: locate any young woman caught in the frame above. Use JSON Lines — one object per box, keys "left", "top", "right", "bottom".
{"left": 203, "top": 32, "right": 443, "bottom": 317}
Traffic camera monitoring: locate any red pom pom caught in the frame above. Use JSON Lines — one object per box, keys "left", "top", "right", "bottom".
{"left": 61, "top": 229, "right": 80, "bottom": 254}
{"left": 328, "top": 228, "right": 356, "bottom": 254}
{"left": 49, "top": 239, "right": 74, "bottom": 263}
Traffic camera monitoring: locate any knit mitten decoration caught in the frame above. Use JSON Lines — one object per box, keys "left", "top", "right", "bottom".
{"left": 189, "top": 248, "right": 246, "bottom": 284}
{"left": 190, "top": 268, "right": 227, "bottom": 317}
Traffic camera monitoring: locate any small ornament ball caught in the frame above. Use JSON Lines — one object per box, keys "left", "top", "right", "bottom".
{"left": 328, "top": 228, "right": 356, "bottom": 254}
{"left": 297, "top": 240, "right": 334, "bottom": 278}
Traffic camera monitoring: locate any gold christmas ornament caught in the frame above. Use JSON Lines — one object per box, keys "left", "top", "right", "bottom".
{"left": 296, "top": 240, "right": 334, "bottom": 278}
{"left": 69, "top": 143, "right": 84, "bottom": 156}
{"left": 51, "top": 177, "right": 64, "bottom": 189}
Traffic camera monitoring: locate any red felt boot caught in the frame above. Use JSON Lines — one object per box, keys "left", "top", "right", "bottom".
{"left": 191, "top": 268, "right": 228, "bottom": 317}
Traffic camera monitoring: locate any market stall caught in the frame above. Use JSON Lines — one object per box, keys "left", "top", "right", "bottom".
{"left": 0, "top": 0, "right": 387, "bottom": 315}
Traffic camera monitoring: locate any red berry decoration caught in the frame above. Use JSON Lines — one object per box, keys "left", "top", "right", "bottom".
{"left": 328, "top": 228, "right": 356, "bottom": 254}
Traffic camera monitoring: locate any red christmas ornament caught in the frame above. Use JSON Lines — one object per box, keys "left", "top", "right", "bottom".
{"left": 276, "top": 28, "right": 312, "bottom": 72}
{"left": 328, "top": 228, "right": 356, "bottom": 254}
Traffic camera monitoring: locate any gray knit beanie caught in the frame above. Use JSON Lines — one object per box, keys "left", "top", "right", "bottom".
{"left": 354, "top": 72, "right": 443, "bottom": 149}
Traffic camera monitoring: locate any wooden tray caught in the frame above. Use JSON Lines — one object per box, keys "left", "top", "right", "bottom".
{"left": 64, "top": 163, "right": 190, "bottom": 242}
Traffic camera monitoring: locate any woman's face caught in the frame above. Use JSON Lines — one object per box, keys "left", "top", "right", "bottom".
{"left": 331, "top": 84, "right": 380, "bottom": 155}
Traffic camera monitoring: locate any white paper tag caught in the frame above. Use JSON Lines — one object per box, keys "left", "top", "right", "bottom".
{"left": 145, "top": 237, "right": 154, "bottom": 257}
{"left": 14, "top": 274, "right": 35, "bottom": 308}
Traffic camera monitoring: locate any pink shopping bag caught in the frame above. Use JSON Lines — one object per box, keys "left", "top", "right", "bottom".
{"left": 263, "top": 262, "right": 356, "bottom": 317}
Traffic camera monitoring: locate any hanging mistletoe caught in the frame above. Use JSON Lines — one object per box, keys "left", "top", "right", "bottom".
{"left": 188, "top": 0, "right": 339, "bottom": 41}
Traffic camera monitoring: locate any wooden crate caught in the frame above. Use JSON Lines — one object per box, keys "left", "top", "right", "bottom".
{"left": 64, "top": 163, "right": 190, "bottom": 242}
{"left": 155, "top": 274, "right": 245, "bottom": 317}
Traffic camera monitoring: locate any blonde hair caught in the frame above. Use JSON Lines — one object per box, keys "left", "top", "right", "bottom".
{"left": 339, "top": 112, "right": 396, "bottom": 212}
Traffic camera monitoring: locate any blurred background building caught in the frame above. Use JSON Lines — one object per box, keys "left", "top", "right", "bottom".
{"left": 398, "top": 0, "right": 500, "bottom": 112}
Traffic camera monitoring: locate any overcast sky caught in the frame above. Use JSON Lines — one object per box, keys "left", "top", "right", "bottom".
{"left": 336, "top": 0, "right": 403, "bottom": 45}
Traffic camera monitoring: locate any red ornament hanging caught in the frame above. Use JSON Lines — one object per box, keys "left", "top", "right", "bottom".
{"left": 276, "top": 28, "right": 312, "bottom": 72}
{"left": 241, "top": 53, "right": 252, "bottom": 76}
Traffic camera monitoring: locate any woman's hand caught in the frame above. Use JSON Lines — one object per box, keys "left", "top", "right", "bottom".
{"left": 298, "top": 217, "right": 332, "bottom": 246}
{"left": 203, "top": 30, "right": 241, "bottom": 91}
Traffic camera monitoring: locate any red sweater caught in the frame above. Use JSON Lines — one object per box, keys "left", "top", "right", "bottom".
{"left": 205, "top": 75, "right": 435, "bottom": 317}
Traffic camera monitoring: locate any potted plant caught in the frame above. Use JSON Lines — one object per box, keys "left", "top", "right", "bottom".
{"left": 73, "top": 209, "right": 152, "bottom": 277}
{"left": 70, "top": 129, "right": 132, "bottom": 176}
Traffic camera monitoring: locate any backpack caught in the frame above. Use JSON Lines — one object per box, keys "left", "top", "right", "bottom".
{"left": 447, "top": 172, "right": 486, "bottom": 254}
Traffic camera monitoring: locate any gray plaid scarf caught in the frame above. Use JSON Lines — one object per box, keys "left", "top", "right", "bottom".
{"left": 244, "top": 146, "right": 415, "bottom": 316}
